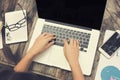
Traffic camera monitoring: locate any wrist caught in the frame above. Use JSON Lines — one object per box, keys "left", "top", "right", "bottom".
{"left": 25, "top": 51, "right": 36, "bottom": 60}
{"left": 27, "top": 49, "right": 40, "bottom": 58}
{"left": 69, "top": 60, "right": 79, "bottom": 68}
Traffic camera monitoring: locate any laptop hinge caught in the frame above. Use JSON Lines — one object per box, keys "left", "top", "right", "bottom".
{"left": 45, "top": 19, "right": 92, "bottom": 31}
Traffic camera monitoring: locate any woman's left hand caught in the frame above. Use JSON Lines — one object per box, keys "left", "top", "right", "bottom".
{"left": 28, "top": 33, "right": 56, "bottom": 57}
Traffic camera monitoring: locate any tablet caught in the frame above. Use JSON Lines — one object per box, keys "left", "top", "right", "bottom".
{"left": 99, "top": 30, "right": 120, "bottom": 58}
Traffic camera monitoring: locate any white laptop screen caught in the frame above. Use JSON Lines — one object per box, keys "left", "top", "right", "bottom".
{"left": 36, "top": 0, "right": 107, "bottom": 30}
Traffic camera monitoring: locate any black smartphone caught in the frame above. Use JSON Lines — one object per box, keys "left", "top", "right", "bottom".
{"left": 99, "top": 31, "right": 120, "bottom": 58}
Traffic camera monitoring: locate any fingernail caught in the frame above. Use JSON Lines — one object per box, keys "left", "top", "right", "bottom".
{"left": 53, "top": 35, "right": 56, "bottom": 37}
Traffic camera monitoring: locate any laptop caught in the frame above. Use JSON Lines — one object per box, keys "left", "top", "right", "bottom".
{"left": 27, "top": 0, "right": 107, "bottom": 75}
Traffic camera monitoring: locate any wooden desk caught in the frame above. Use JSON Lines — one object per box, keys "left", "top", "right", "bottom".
{"left": 0, "top": 0, "right": 120, "bottom": 80}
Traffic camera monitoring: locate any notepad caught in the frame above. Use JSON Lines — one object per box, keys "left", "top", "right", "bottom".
{"left": 5, "top": 10, "right": 28, "bottom": 44}
{"left": 95, "top": 30, "right": 120, "bottom": 80}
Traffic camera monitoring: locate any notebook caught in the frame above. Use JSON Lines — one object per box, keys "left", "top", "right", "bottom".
{"left": 5, "top": 10, "right": 28, "bottom": 44}
{"left": 95, "top": 30, "right": 120, "bottom": 80}
{"left": 27, "top": 0, "right": 107, "bottom": 75}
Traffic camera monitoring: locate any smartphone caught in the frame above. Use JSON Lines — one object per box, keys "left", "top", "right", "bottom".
{"left": 99, "top": 30, "right": 120, "bottom": 58}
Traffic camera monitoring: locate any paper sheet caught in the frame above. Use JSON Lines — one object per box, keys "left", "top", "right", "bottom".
{"left": 5, "top": 10, "right": 28, "bottom": 44}
{"left": 0, "top": 21, "right": 3, "bottom": 31}
{"left": 95, "top": 30, "right": 120, "bottom": 80}
{"left": 0, "top": 32, "right": 3, "bottom": 49}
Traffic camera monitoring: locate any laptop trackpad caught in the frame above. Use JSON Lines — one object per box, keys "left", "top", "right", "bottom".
{"left": 33, "top": 46, "right": 53, "bottom": 64}
{"left": 33, "top": 45, "right": 70, "bottom": 70}
{"left": 49, "top": 45, "right": 70, "bottom": 70}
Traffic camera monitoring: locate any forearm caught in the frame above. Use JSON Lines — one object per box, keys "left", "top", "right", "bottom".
{"left": 14, "top": 33, "right": 54, "bottom": 72}
{"left": 69, "top": 61, "right": 85, "bottom": 80}
{"left": 14, "top": 52, "right": 35, "bottom": 72}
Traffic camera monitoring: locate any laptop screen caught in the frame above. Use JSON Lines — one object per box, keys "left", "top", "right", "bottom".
{"left": 36, "top": 0, "right": 107, "bottom": 30}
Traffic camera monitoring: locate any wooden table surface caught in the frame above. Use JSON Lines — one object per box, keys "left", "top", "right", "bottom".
{"left": 0, "top": 0, "right": 120, "bottom": 80}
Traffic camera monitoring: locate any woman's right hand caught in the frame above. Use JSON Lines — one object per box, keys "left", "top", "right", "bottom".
{"left": 63, "top": 39, "right": 80, "bottom": 66}
{"left": 63, "top": 39, "right": 84, "bottom": 80}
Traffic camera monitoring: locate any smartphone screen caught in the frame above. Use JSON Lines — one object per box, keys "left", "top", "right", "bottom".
{"left": 101, "top": 32, "right": 120, "bottom": 56}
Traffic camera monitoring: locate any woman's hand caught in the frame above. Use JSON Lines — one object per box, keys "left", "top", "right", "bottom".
{"left": 63, "top": 39, "right": 79, "bottom": 66}
{"left": 14, "top": 33, "right": 56, "bottom": 72}
{"left": 28, "top": 33, "right": 56, "bottom": 57}
{"left": 63, "top": 39, "right": 84, "bottom": 80}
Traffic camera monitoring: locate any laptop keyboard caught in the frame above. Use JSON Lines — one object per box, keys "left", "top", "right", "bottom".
{"left": 41, "top": 24, "right": 91, "bottom": 52}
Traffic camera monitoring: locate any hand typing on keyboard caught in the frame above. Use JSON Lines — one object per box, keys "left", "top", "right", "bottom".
{"left": 28, "top": 33, "right": 56, "bottom": 57}
{"left": 14, "top": 33, "right": 84, "bottom": 80}
{"left": 63, "top": 39, "right": 79, "bottom": 65}
{"left": 63, "top": 39, "right": 84, "bottom": 80}
{"left": 42, "top": 24, "right": 91, "bottom": 52}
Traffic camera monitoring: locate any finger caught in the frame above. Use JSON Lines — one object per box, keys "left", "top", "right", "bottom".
{"left": 44, "top": 33, "right": 55, "bottom": 38}
{"left": 73, "top": 39, "right": 77, "bottom": 47}
{"left": 63, "top": 39, "right": 68, "bottom": 54}
{"left": 70, "top": 38, "right": 74, "bottom": 46}
{"left": 41, "top": 32, "right": 49, "bottom": 36}
{"left": 46, "top": 36, "right": 56, "bottom": 42}
{"left": 45, "top": 41, "right": 54, "bottom": 49}
{"left": 41, "top": 32, "right": 54, "bottom": 37}
{"left": 77, "top": 40, "right": 79, "bottom": 48}
{"left": 63, "top": 39, "right": 68, "bottom": 47}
